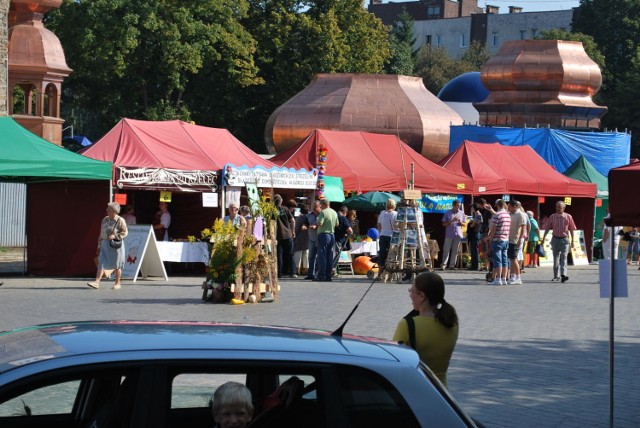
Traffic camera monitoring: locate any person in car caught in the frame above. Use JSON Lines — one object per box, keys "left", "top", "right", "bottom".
{"left": 211, "top": 381, "right": 254, "bottom": 428}
{"left": 393, "top": 272, "right": 459, "bottom": 387}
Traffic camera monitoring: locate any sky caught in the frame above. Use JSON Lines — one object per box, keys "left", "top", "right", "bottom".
{"left": 372, "top": 1, "right": 581, "bottom": 13}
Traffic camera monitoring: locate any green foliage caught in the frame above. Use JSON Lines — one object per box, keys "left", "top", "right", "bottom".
{"left": 46, "top": 0, "right": 391, "bottom": 150}
{"left": 385, "top": 8, "right": 417, "bottom": 75}
{"left": 573, "top": 0, "right": 640, "bottom": 157}
{"left": 385, "top": 34, "right": 415, "bottom": 75}
{"left": 414, "top": 42, "right": 489, "bottom": 94}
{"left": 46, "top": 0, "right": 261, "bottom": 139}
{"left": 414, "top": 46, "right": 464, "bottom": 94}
{"left": 459, "top": 41, "right": 491, "bottom": 71}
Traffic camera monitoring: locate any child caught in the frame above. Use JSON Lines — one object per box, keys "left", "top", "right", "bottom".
{"left": 211, "top": 381, "right": 253, "bottom": 428}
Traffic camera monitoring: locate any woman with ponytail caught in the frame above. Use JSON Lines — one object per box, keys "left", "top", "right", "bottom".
{"left": 393, "top": 272, "right": 459, "bottom": 387}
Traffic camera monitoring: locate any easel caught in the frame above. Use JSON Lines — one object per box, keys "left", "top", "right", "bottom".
{"left": 381, "top": 166, "right": 432, "bottom": 283}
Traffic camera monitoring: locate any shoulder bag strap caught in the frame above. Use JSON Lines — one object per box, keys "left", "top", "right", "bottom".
{"left": 403, "top": 309, "right": 420, "bottom": 349}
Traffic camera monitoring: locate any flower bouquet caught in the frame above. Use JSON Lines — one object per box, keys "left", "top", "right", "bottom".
{"left": 201, "top": 219, "right": 255, "bottom": 303}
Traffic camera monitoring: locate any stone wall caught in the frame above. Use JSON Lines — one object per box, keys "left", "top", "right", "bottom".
{"left": 0, "top": 0, "right": 8, "bottom": 116}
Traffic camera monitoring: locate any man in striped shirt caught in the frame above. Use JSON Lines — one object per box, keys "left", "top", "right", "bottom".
{"left": 484, "top": 199, "right": 511, "bottom": 285}
{"left": 541, "top": 201, "right": 576, "bottom": 283}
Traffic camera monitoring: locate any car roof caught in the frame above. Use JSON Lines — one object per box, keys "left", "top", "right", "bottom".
{"left": 0, "top": 321, "right": 414, "bottom": 374}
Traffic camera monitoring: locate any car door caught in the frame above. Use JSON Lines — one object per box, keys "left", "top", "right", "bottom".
{"left": 0, "top": 364, "right": 155, "bottom": 428}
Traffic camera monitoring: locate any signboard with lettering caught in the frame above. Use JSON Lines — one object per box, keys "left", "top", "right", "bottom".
{"left": 418, "top": 194, "right": 464, "bottom": 213}
{"left": 223, "top": 164, "right": 318, "bottom": 189}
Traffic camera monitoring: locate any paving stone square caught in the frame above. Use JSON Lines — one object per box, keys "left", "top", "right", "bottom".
{"left": 0, "top": 262, "right": 638, "bottom": 427}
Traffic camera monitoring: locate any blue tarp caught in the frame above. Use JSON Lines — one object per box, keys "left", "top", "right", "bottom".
{"left": 449, "top": 126, "right": 630, "bottom": 177}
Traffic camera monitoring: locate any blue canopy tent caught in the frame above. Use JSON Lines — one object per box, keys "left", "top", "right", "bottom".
{"left": 449, "top": 126, "right": 630, "bottom": 177}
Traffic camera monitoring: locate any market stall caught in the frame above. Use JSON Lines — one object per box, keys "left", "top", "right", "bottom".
{"left": 439, "top": 141, "right": 597, "bottom": 258}
{"left": 82, "top": 118, "right": 280, "bottom": 264}
{"left": 0, "top": 117, "right": 113, "bottom": 276}
{"left": 270, "top": 129, "right": 473, "bottom": 194}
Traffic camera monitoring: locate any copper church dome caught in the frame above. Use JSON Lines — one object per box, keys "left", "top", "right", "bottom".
{"left": 265, "top": 73, "right": 463, "bottom": 162}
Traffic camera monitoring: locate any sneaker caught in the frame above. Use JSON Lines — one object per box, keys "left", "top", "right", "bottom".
{"left": 290, "top": 274, "right": 298, "bottom": 278}
{"left": 489, "top": 278, "right": 503, "bottom": 285}
{"left": 508, "top": 279, "right": 523, "bottom": 285}
{"left": 111, "top": 284, "right": 121, "bottom": 290}
{"left": 87, "top": 282, "right": 99, "bottom": 289}
{"left": 561, "top": 275, "right": 569, "bottom": 283}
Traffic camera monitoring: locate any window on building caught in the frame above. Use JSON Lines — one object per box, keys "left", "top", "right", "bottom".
{"left": 520, "top": 30, "right": 526, "bottom": 40}
{"left": 492, "top": 33, "right": 498, "bottom": 46}
{"left": 460, "top": 33, "right": 466, "bottom": 47}
{"left": 427, "top": 6, "right": 440, "bottom": 17}
{"left": 436, "top": 34, "right": 441, "bottom": 47}
{"left": 425, "top": 35, "right": 432, "bottom": 45}
{"left": 531, "top": 28, "right": 538, "bottom": 37}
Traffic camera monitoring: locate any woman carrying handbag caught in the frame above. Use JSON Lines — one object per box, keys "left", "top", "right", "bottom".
{"left": 87, "top": 202, "right": 128, "bottom": 290}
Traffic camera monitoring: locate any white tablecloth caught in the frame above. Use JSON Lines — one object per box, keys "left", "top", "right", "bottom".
{"left": 349, "top": 241, "right": 378, "bottom": 256}
{"left": 156, "top": 241, "right": 209, "bottom": 263}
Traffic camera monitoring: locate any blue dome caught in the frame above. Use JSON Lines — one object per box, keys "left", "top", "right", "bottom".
{"left": 437, "top": 72, "right": 489, "bottom": 103}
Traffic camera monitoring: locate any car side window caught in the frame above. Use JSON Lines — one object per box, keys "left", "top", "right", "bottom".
{"left": 336, "top": 366, "right": 419, "bottom": 428}
{"left": 171, "top": 373, "right": 247, "bottom": 409}
{"left": 0, "top": 379, "right": 80, "bottom": 416}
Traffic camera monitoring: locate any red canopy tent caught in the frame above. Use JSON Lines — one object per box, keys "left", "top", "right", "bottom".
{"left": 608, "top": 159, "right": 640, "bottom": 226}
{"left": 83, "top": 118, "right": 276, "bottom": 187}
{"left": 439, "top": 140, "right": 597, "bottom": 258}
{"left": 270, "top": 129, "right": 472, "bottom": 194}
{"left": 438, "top": 141, "right": 597, "bottom": 197}
{"left": 82, "top": 118, "right": 278, "bottom": 242}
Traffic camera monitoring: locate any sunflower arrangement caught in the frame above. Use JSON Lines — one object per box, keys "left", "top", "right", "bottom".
{"left": 202, "top": 219, "right": 255, "bottom": 303}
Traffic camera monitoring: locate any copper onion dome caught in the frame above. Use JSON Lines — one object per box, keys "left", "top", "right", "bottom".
{"left": 8, "top": 0, "right": 72, "bottom": 144}
{"left": 474, "top": 40, "right": 606, "bottom": 129}
{"left": 265, "top": 73, "right": 463, "bottom": 162}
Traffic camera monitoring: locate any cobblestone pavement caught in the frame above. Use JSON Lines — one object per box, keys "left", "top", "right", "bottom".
{"left": 0, "top": 263, "right": 638, "bottom": 427}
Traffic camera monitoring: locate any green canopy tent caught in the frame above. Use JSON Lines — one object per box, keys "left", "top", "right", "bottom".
{"left": 0, "top": 117, "right": 112, "bottom": 181}
{"left": 323, "top": 176, "right": 345, "bottom": 202}
{"left": 0, "top": 117, "right": 112, "bottom": 276}
{"left": 563, "top": 155, "right": 609, "bottom": 241}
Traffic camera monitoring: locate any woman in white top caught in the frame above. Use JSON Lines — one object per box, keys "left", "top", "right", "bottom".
{"left": 602, "top": 213, "right": 622, "bottom": 260}
{"left": 377, "top": 198, "right": 397, "bottom": 268}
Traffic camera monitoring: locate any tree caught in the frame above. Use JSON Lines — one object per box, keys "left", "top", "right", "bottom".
{"left": 414, "top": 42, "right": 489, "bottom": 95}
{"left": 221, "top": 0, "right": 391, "bottom": 150}
{"left": 46, "top": 0, "right": 391, "bottom": 151}
{"left": 459, "top": 41, "right": 491, "bottom": 71}
{"left": 384, "top": 8, "right": 417, "bottom": 75}
{"left": 573, "top": 0, "right": 640, "bottom": 157}
{"left": 46, "top": 0, "right": 261, "bottom": 139}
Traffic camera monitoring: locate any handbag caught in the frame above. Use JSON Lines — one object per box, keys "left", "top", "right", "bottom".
{"left": 535, "top": 243, "right": 546, "bottom": 258}
{"left": 109, "top": 218, "right": 123, "bottom": 249}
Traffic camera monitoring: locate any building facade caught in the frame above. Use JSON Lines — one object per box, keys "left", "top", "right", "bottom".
{"left": 369, "top": 1, "right": 575, "bottom": 59}
{"left": 368, "top": 0, "right": 483, "bottom": 25}
{"left": 1, "top": 0, "right": 9, "bottom": 116}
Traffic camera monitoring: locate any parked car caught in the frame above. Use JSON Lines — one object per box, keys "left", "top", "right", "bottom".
{"left": 0, "top": 321, "right": 479, "bottom": 427}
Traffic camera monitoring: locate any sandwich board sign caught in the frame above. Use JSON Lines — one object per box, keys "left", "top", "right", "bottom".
{"left": 122, "top": 225, "right": 167, "bottom": 281}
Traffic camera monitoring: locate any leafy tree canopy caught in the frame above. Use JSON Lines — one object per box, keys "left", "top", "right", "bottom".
{"left": 46, "top": 0, "right": 391, "bottom": 151}
{"left": 573, "top": 0, "right": 640, "bottom": 156}
{"left": 414, "top": 42, "right": 489, "bottom": 95}
{"left": 46, "top": 0, "right": 261, "bottom": 139}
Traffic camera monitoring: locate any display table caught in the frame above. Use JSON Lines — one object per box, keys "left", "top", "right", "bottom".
{"left": 156, "top": 241, "right": 209, "bottom": 263}
{"left": 350, "top": 241, "right": 378, "bottom": 256}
